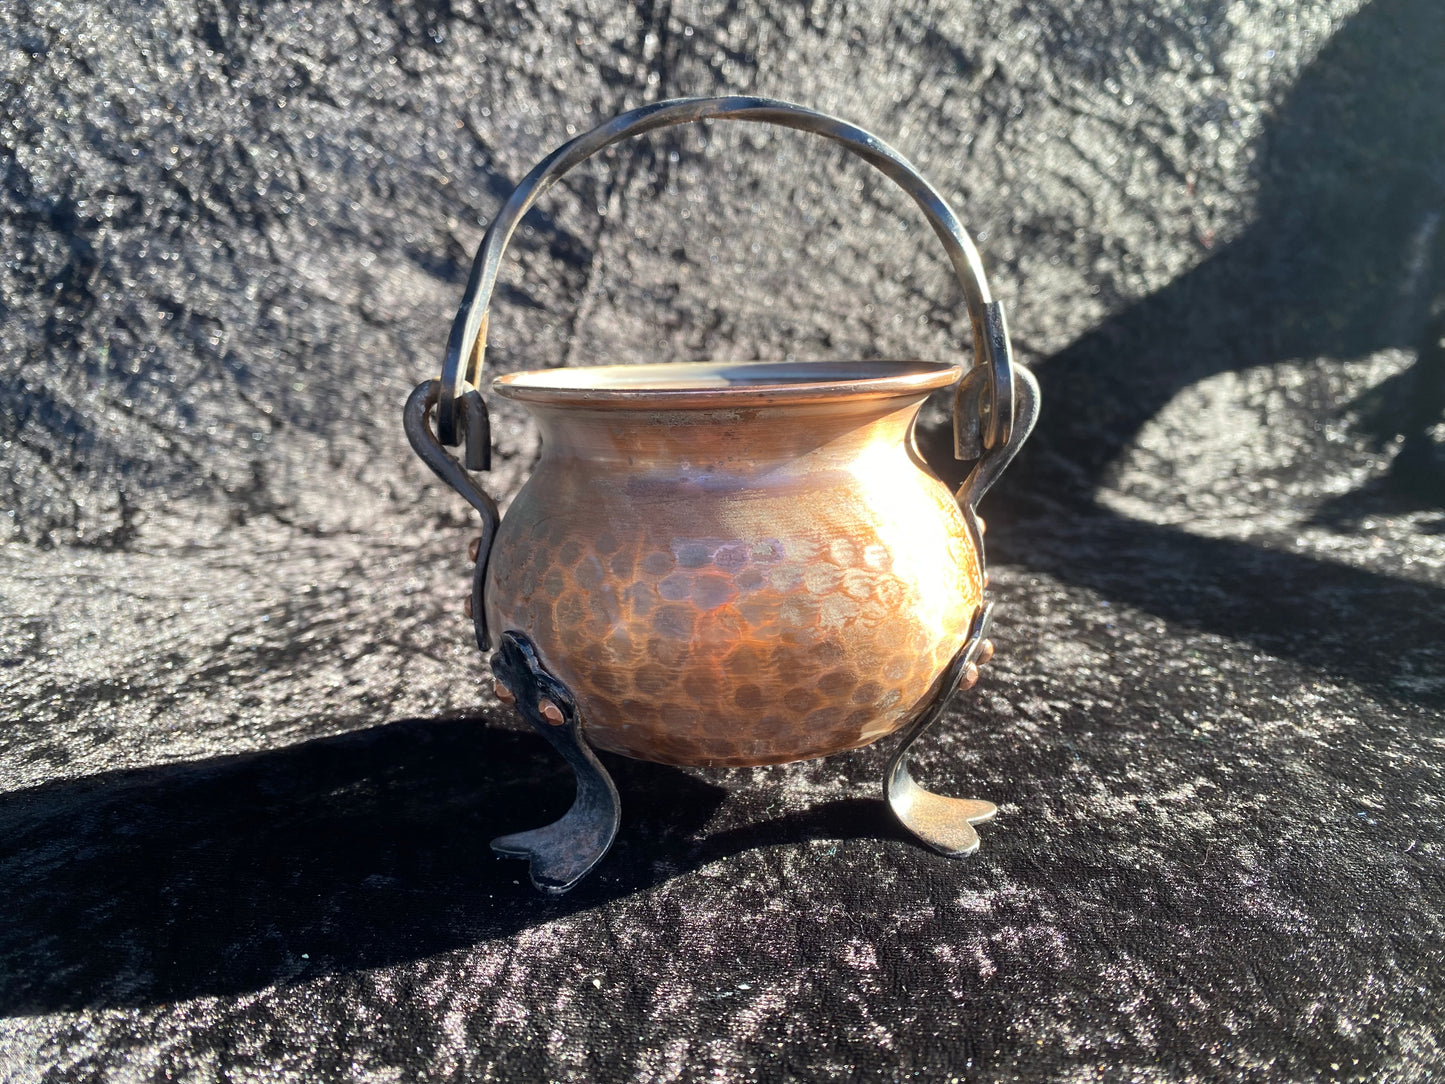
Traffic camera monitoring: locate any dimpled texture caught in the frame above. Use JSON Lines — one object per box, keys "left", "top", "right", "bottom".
{"left": 486, "top": 429, "right": 981, "bottom": 766}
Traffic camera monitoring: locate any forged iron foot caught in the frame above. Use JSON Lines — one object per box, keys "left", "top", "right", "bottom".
{"left": 490, "top": 631, "right": 620, "bottom": 895}
{"left": 885, "top": 603, "right": 998, "bottom": 856}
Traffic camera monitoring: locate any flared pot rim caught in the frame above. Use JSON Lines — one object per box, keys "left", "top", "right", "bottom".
{"left": 492, "top": 359, "right": 963, "bottom": 410}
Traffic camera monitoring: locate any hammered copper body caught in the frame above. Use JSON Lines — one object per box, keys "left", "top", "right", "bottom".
{"left": 484, "top": 360, "right": 981, "bottom": 766}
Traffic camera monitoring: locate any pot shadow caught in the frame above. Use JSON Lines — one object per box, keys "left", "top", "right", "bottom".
{"left": 0, "top": 715, "right": 894, "bottom": 1015}
{"left": 1012, "top": 0, "right": 1445, "bottom": 511}
{"left": 985, "top": 504, "right": 1445, "bottom": 711}
{"left": 922, "top": 0, "right": 1445, "bottom": 706}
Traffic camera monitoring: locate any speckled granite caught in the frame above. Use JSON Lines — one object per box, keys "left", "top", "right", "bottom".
{"left": 3, "top": 0, "right": 1443, "bottom": 1081}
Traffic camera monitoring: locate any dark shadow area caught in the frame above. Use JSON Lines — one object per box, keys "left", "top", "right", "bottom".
{"left": 918, "top": 0, "right": 1445, "bottom": 700}
{"left": 1014, "top": 0, "right": 1445, "bottom": 509}
{"left": 988, "top": 506, "right": 1445, "bottom": 710}
{"left": 1311, "top": 309, "right": 1445, "bottom": 525}
{"left": 0, "top": 716, "right": 900, "bottom": 1014}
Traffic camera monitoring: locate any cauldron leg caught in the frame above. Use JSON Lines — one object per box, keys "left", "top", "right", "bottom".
{"left": 488, "top": 631, "right": 621, "bottom": 894}
{"left": 885, "top": 604, "right": 998, "bottom": 856}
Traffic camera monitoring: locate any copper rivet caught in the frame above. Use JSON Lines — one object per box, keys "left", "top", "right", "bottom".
{"left": 463, "top": 594, "right": 473, "bottom": 619}
{"left": 468, "top": 536, "right": 482, "bottom": 563}
{"left": 960, "top": 663, "right": 980, "bottom": 691}
{"left": 978, "top": 639, "right": 995, "bottom": 666}
{"left": 539, "top": 699, "right": 565, "bottom": 726}
{"left": 493, "top": 680, "right": 516, "bottom": 705}
{"left": 977, "top": 516, "right": 987, "bottom": 536}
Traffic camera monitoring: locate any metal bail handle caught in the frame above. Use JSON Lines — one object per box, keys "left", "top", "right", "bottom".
{"left": 432, "top": 95, "right": 1018, "bottom": 462}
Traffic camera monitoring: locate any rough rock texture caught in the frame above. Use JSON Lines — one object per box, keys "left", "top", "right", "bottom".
{"left": 3, "top": 0, "right": 1443, "bottom": 1081}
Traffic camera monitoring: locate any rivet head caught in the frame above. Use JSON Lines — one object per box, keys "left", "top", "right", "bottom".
{"left": 468, "top": 536, "right": 482, "bottom": 563}
{"left": 538, "top": 699, "right": 565, "bottom": 726}
{"left": 463, "top": 594, "right": 473, "bottom": 619}
{"left": 493, "top": 680, "right": 516, "bottom": 705}
{"left": 977, "top": 516, "right": 987, "bottom": 536}
{"left": 960, "top": 663, "right": 980, "bottom": 692}
{"left": 978, "top": 639, "right": 995, "bottom": 666}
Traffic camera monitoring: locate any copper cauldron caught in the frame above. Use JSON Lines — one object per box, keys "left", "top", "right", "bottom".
{"left": 404, "top": 98, "right": 1038, "bottom": 893}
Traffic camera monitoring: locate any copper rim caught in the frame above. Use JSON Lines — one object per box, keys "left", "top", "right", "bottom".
{"left": 491, "top": 359, "right": 963, "bottom": 410}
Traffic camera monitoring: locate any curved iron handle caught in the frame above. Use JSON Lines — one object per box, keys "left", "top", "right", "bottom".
{"left": 432, "top": 95, "right": 1018, "bottom": 463}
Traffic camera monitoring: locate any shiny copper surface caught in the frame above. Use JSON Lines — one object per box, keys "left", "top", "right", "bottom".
{"left": 483, "top": 360, "right": 983, "bottom": 767}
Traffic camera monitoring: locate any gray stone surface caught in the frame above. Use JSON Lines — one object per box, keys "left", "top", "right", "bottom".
{"left": 3, "top": 0, "right": 1443, "bottom": 1081}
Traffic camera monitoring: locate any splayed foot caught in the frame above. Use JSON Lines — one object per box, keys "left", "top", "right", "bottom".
{"left": 490, "top": 631, "right": 620, "bottom": 894}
